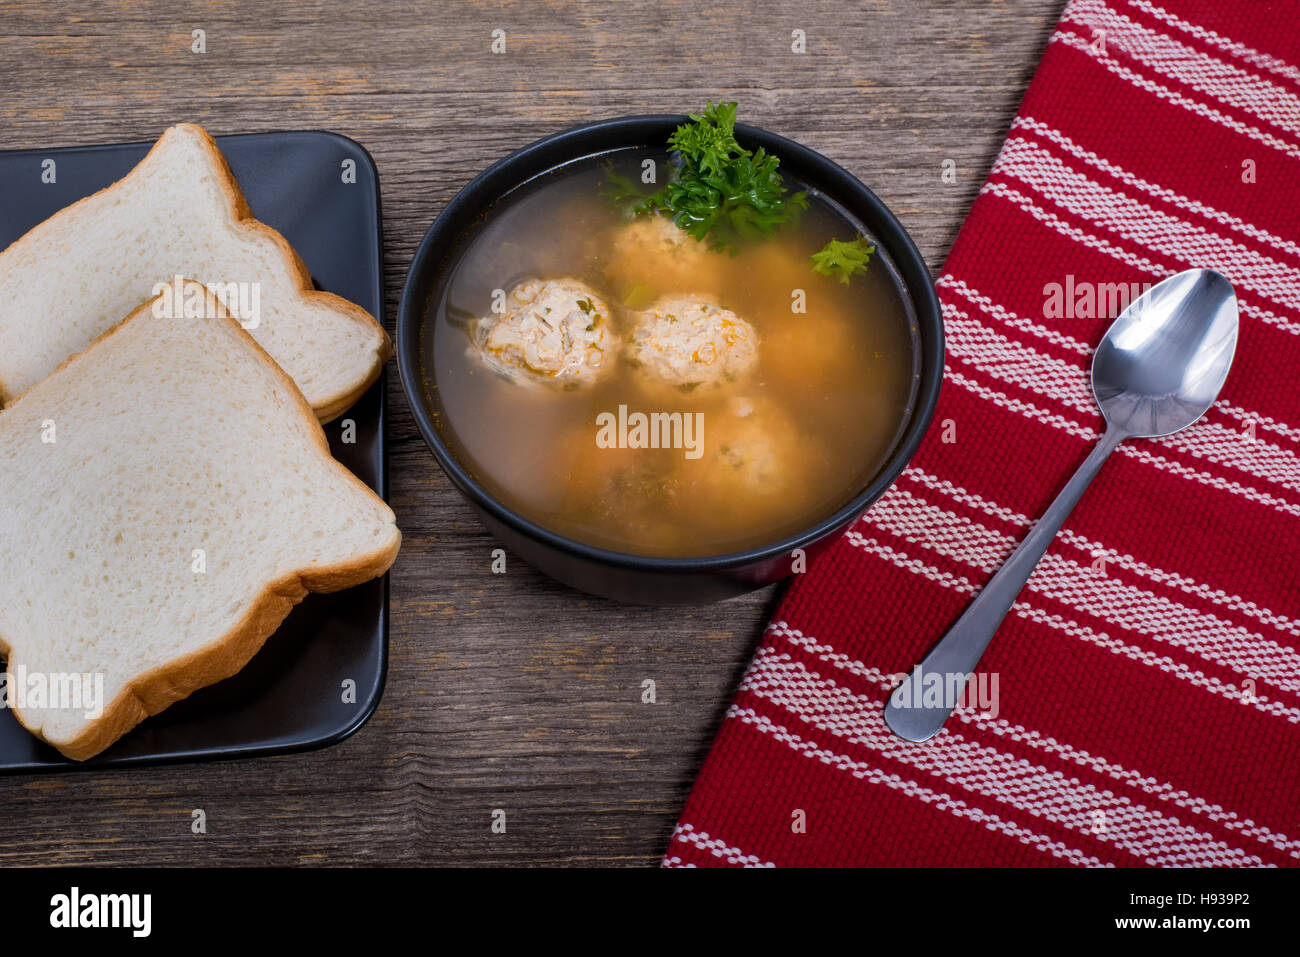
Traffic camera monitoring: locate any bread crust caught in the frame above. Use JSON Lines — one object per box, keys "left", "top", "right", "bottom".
{"left": 0, "top": 123, "right": 392, "bottom": 421}
{"left": 0, "top": 283, "right": 401, "bottom": 761}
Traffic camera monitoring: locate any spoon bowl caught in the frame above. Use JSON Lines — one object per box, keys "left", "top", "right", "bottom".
{"left": 1092, "top": 269, "right": 1239, "bottom": 438}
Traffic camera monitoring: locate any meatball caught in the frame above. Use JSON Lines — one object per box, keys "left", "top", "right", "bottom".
{"left": 553, "top": 397, "right": 824, "bottom": 555}
{"left": 691, "top": 395, "right": 800, "bottom": 498}
{"left": 685, "top": 395, "right": 834, "bottom": 549}
{"left": 625, "top": 297, "right": 759, "bottom": 392}
{"left": 604, "top": 214, "right": 721, "bottom": 302}
{"left": 470, "top": 278, "right": 617, "bottom": 389}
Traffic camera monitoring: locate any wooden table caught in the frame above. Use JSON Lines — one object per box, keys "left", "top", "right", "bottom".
{"left": 0, "top": 0, "right": 1062, "bottom": 865}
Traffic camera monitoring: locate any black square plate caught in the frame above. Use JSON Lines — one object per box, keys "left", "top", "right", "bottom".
{"left": 0, "top": 130, "right": 389, "bottom": 771}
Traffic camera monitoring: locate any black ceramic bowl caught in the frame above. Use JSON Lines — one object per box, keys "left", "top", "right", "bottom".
{"left": 398, "top": 115, "right": 943, "bottom": 604}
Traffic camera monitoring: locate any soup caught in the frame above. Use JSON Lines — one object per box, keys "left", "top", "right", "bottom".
{"left": 422, "top": 148, "right": 917, "bottom": 558}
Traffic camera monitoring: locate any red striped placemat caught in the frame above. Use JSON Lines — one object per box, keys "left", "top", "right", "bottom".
{"left": 666, "top": 0, "right": 1300, "bottom": 868}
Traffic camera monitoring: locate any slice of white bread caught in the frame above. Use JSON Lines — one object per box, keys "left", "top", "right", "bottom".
{"left": 0, "top": 123, "right": 390, "bottom": 421}
{"left": 0, "top": 281, "right": 401, "bottom": 760}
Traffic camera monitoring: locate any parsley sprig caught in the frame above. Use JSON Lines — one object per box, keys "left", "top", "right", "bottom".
{"left": 611, "top": 100, "right": 879, "bottom": 286}
{"left": 810, "top": 236, "right": 876, "bottom": 284}
{"left": 636, "top": 101, "right": 807, "bottom": 253}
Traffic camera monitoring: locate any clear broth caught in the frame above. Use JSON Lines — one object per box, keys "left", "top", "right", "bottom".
{"left": 424, "top": 150, "right": 918, "bottom": 558}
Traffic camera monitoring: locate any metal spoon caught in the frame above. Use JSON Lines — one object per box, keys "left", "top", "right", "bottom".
{"left": 883, "top": 268, "right": 1239, "bottom": 742}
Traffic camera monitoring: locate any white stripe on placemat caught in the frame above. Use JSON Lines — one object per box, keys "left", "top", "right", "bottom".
{"left": 1064, "top": 0, "right": 1300, "bottom": 139}
{"left": 1048, "top": 30, "right": 1300, "bottom": 161}
{"left": 739, "top": 651, "right": 1263, "bottom": 866}
{"left": 841, "top": 530, "right": 1300, "bottom": 725}
{"left": 944, "top": 366, "right": 1300, "bottom": 520}
{"left": 726, "top": 705, "right": 1108, "bottom": 867}
{"left": 989, "top": 135, "right": 1300, "bottom": 317}
{"left": 941, "top": 273, "right": 1093, "bottom": 355}
{"left": 665, "top": 823, "right": 774, "bottom": 868}
{"left": 942, "top": 303, "right": 1300, "bottom": 497}
{"left": 1011, "top": 116, "right": 1300, "bottom": 262}
{"left": 900, "top": 465, "right": 1300, "bottom": 640}
{"left": 1126, "top": 0, "right": 1300, "bottom": 88}
{"left": 765, "top": 621, "right": 1300, "bottom": 858}
{"left": 975, "top": 180, "right": 1300, "bottom": 337}
{"left": 938, "top": 275, "right": 1300, "bottom": 444}
{"left": 864, "top": 485, "right": 1300, "bottom": 693}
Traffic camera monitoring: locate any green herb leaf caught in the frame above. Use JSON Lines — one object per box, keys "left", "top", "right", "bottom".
{"left": 811, "top": 236, "right": 876, "bottom": 284}
{"left": 634, "top": 101, "right": 806, "bottom": 253}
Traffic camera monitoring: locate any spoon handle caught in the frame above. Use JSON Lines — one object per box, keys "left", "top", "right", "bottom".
{"left": 883, "top": 424, "right": 1126, "bottom": 741}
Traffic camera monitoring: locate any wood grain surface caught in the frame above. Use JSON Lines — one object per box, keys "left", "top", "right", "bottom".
{"left": 0, "top": 0, "right": 1062, "bottom": 866}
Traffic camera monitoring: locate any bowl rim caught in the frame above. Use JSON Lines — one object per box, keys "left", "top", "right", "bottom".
{"left": 397, "top": 113, "right": 944, "bottom": 572}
